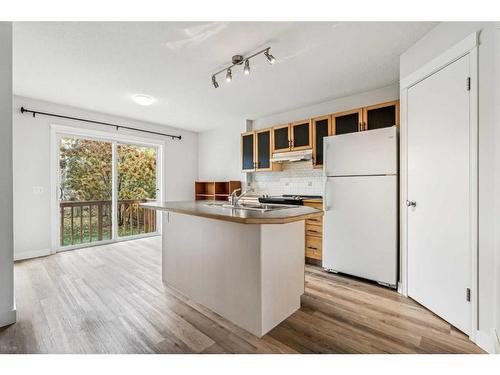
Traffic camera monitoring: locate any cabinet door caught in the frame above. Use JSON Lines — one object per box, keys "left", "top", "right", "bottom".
{"left": 241, "top": 132, "right": 255, "bottom": 172}
{"left": 255, "top": 128, "right": 272, "bottom": 171}
{"left": 332, "top": 109, "right": 362, "bottom": 135}
{"left": 272, "top": 124, "right": 291, "bottom": 152}
{"left": 362, "top": 100, "right": 399, "bottom": 130}
{"left": 291, "top": 120, "right": 312, "bottom": 150}
{"left": 312, "top": 115, "right": 331, "bottom": 168}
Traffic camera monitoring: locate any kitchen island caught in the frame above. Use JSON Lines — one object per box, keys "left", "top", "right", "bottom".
{"left": 141, "top": 200, "right": 322, "bottom": 337}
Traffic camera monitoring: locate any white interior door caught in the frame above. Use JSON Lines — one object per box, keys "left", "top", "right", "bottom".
{"left": 407, "top": 54, "right": 471, "bottom": 334}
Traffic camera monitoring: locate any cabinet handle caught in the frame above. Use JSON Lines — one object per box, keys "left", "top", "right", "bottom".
{"left": 307, "top": 246, "right": 318, "bottom": 250}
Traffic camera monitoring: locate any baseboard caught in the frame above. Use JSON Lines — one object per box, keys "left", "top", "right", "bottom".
{"left": 475, "top": 329, "right": 497, "bottom": 354}
{"left": 0, "top": 308, "right": 16, "bottom": 328}
{"left": 14, "top": 248, "right": 51, "bottom": 261}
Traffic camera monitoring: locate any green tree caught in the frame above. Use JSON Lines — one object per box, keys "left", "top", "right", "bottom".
{"left": 60, "top": 138, "right": 157, "bottom": 201}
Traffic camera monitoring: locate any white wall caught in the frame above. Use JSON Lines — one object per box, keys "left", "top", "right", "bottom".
{"left": 400, "top": 22, "right": 498, "bottom": 350}
{"left": 0, "top": 22, "right": 16, "bottom": 327}
{"left": 198, "top": 121, "right": 246, "bottom": 181}
{"left": 13, "top": 95, "right": 198, "bottom": 260}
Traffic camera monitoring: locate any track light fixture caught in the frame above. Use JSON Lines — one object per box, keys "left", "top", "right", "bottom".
{"left": 212, "top": 75, "right": 219, "bottom": 88}
{"left": 264, "top": 49, "right": 276, "bottom": 64}
{"left": 210, "top": 46, "right": 276, "bottom": 88}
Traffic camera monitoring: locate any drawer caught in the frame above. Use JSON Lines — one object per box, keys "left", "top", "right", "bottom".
{"left": 303, "top": 201, "right": 323, "bottom": 210}
{"left": 305, "top": 236, "right": 322, "bottom": 260}
{"left": 306, "top": 223, "right": 322, "bottom": 237}
{"left": 306, "top": 216, "right": 323, "bottom": 226}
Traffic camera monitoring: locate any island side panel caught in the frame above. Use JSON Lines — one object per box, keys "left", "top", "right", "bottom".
{"left": 162, "top": 211, "right": 263, "bottom": 335}
{"left": 260, "top": 221, "right": 305, "bottom": 336}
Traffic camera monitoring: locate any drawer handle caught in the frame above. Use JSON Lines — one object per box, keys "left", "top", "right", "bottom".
{"left": 307, "top": 246, "right": 318, "bottom": 250}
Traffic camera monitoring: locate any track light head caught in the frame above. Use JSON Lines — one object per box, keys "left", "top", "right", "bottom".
{"left": 264, "top": 49, "right": 276, "bottom": 64}
{"left": 226, "top": 68, "right": 232, "bottom": 82}
{"left": 212, "top": 75, "right": 219, "bottom": 88}
{"left": 244, "top": 60, "right": 250, "bottom": 75}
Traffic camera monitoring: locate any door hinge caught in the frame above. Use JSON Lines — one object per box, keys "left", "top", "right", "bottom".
{"left": 466, "top": 77, "right": 471, "bottom": 91}
{"left": 466, "top": 288, "right": 471, "bottom": 302}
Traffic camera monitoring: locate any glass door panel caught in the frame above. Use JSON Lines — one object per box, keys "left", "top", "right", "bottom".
{"left": 272, "top": 125, "right": 290, "bottom": 152}
{"left": 59, "top": 136, "right": 113, "bottom": 247}
{"left": 241, "top": 132, "right": 255, "bottom": 171}
{"left": 312, "top": 116, "right": 330, "bottom": 167}
{"left": 291, "top": 120, "right": 311, "bottom": 150}
{"left": 256, "top": 129, "right": 271, "bottom": 170}
{"left": 364, "top": 103, "right": 398, "bottom": 130}
{"left": 333, "top": 110, "right": 362, "bottom": 135}
{"left": 117, "top": 144, "right": 158, "bottom": 238}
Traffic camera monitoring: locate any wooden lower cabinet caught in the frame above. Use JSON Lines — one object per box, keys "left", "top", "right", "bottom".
{"left": 303, "top": 199, "right": 323, "bottom": 265}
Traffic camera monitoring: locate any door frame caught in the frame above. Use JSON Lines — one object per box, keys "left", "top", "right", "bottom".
{"left": 399, "top": 32, "right": 478, "bottom": 341}
{"left": 50, "top": 124, "right": 166, "bottom": 253}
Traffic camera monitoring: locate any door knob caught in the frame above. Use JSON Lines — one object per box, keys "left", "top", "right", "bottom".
{"left": 406, "top": 200, "right": 416, "bottom": 207}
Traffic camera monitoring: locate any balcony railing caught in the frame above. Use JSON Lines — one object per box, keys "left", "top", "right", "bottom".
{"left": 60, "top": 199, "right": 157, "bottom": 246}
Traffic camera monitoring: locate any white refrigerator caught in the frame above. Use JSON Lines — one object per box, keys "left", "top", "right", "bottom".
{"left": 323, "top": 126, "right": 398, "bottom": 287}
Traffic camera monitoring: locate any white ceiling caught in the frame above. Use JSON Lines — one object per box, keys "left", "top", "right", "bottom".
{"left": 13, "top": 22, "right": 436, "bottom": 132}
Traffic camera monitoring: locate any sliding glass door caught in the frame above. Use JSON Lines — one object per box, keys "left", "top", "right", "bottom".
{"left": 117, "top": 143, "right": 158, "bottom": 238}
{"left": 57, "top": 134, "right": 160, "bottom": 250}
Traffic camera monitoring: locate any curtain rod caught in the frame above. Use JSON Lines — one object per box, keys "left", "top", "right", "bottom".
{"left": 20, "top": 106, "right": 182, "bottom": 140}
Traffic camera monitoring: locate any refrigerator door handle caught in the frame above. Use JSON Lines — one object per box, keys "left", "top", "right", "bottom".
{"left": 323, "top": 142, "right": 330, "bottom": 177}
{"left": 323, "top": 178, "right": 330, "bottom": 211}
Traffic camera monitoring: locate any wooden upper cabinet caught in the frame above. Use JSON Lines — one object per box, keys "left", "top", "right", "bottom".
{"left": 255, "top": 128, "right": 281, "bottom": 171}
{"left": 362, "top": 100, "right": 400, "bottom": 130}
{"left": 272, "top": 124, "right": 291, "bottom": 152}
{"left": 312, "top": 115, "right": 331, "bottom": 168}
{"left": 332, "top": 108, "right": 363, "bottom": 135}
{"left": 241, "top": 131, "right": 255, "bottom": 172}
{"left": 290, "top": 119, "right": 312, "bottom": 150}
{"left": 241, "top": 129, "right": 282, "bottom": 172}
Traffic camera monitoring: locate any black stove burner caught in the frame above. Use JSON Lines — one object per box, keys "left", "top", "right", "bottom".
{"left": 283, "top": 194, "right": 322, "bottom": 199}
{"left": 258, "top": 196, "right": 304, "bottom": 206}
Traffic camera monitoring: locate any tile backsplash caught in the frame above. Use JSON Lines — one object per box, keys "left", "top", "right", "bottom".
{"left": 248, "top": 161, "right": 324, "bottom": 196}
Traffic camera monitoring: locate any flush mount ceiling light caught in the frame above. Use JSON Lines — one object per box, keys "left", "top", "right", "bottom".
{"left": 211, "top": 47, "right": 276, "bottom": 88}
{"left": 132, "top": 94, "right": 154, "bottom": 106}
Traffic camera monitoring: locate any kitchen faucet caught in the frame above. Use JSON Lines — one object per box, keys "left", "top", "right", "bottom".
{"left": 230, "top": 188, "right": 255, "bottom": 207}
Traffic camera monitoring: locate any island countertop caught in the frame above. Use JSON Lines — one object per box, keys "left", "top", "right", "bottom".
{"left": 140, "top": 200, "right": 323, "bottom": 224}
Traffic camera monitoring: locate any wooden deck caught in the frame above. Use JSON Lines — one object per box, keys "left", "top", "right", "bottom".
{"left": 0, "top": 237, "right": 484, "bottom": 354}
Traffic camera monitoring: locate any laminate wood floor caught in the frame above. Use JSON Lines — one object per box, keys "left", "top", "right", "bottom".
{"left": 0, "top": 237, "right": 484, "bottom": 354}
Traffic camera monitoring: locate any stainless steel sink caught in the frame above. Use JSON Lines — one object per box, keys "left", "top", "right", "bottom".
{"left": 205, "top": 202, "right": 295, "bottom": 212}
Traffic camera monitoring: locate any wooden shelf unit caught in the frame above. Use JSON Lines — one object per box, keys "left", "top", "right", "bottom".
{"left": 195, "top": 181, "right": 241, "bottom": 201}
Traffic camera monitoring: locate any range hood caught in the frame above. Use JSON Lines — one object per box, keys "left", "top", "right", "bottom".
{"left": 270, "top": 149, "right": 312, "bottom": 163}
